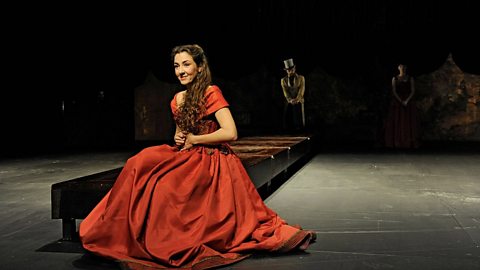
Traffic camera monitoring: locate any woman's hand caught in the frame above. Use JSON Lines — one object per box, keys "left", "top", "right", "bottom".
{"left": 174, "top": 131, "right": 187, "bottom": 147}
{"left": 181, "top": 133, "right": 195, "bottom": 151}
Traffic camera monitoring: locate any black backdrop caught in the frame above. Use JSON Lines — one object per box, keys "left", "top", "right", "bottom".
{"left": 2, "top": 0, "right": 479, "bottom": 156}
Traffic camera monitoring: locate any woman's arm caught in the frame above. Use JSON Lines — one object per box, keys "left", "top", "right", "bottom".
{"left": 181, "top": 107, "right": 238, "bottom": 150}
{"left": 404, "top": 77, "right": 415, "bottom": 105}
{"left": 392, "top": 77, "right": 402, "bottom": 104}
{"left": 173, "top": 91, "right": 187, "bottom": 147}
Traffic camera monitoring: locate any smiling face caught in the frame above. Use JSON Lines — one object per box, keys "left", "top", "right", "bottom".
{"left": 174, "top": 52, "right": 202, "bottom": 85}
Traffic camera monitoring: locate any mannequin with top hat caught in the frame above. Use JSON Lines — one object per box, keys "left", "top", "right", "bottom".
{"left": 281, "top": 58, "right": 305, "bottom": 132}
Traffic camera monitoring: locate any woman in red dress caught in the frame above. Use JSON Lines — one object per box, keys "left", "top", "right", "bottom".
{"left": 79, "top": 44, "right": 316, "bottom": 270}
{"left": 384, "top": 64, "right": 421, "bottom": 149}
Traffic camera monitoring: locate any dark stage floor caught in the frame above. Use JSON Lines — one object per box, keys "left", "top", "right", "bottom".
{"left": 1, "top": 147, "right": 479, "bottom": 269}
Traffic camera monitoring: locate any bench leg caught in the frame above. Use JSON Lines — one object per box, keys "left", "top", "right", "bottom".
{"left": 62, "top": 218, "right": 77, "bottom": 241}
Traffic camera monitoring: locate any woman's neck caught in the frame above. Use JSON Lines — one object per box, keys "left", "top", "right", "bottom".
{"left": 397, "top": 73, "right": 408, "bottom": 81}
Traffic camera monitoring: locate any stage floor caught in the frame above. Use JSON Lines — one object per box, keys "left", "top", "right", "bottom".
{"left": 1, "top": 148, "right": 479, "bottom": 269}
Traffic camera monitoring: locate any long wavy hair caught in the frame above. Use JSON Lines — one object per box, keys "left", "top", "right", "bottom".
{"left": 171, "top": 44, "right": 212, "bottom": 134}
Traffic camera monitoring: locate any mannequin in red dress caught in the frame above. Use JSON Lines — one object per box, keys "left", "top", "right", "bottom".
{"left": 79, "top": 44, "right": 316, "bottom": 270}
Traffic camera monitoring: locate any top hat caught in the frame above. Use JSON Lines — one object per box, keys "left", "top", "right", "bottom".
{"left": 283, "top": 58, "right": 295, "bottom": 70}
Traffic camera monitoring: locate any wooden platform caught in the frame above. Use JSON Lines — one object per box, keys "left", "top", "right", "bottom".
{"left": 230, "top": 136, "right": 312, "bottom": 188}
{"left": 51, "top": 135, "right": 313, "bottom": 241}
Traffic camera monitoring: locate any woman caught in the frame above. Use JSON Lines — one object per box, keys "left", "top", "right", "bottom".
{"left": 384, "top": 64, "right": 420, "bottom": 149}
{"left": 79, "top": 44, "right": 316, "bottom": 270}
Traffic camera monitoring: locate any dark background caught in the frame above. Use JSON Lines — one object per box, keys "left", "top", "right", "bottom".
{"left": 2, "top": 0, "right": 479, "bottom": 156}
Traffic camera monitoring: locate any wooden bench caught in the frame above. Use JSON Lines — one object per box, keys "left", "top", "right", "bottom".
{"left": 51, "top": 135, "right": 313, "bottom": 241}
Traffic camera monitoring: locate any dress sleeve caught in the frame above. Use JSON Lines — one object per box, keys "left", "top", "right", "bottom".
{"left": 205, "top": 85, "right": 229, "bottom": 116}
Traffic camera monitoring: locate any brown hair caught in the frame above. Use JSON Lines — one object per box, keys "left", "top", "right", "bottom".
{"left": 171, "top": 44, "right": 212, "bottom": 134}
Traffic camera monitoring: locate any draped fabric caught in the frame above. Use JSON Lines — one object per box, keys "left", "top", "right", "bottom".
{"left": 79, "top": 85, "right": 315, "bottom": 270}
{"left": 384, "top": 77, "right": 421, "bottom": 148}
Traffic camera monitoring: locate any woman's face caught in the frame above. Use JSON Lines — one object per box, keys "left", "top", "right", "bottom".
{"left": 174, "top": 52, "right": 202, "bottom": 85}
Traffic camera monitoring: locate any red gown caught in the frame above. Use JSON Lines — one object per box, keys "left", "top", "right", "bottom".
{"left": 79, "top": 85, "right": 315, "bottom": 270}
{"left": 384, "top": 77, "right": 420, "bottom": 149}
